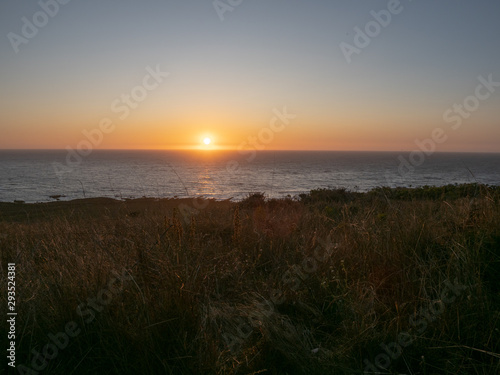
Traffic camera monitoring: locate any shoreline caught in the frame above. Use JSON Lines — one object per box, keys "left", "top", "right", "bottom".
{"left": 1, "top": 183, "right": 498, "bottom": 224}
{"left": 2, "top": 182, "right": 499, "bottom": 205}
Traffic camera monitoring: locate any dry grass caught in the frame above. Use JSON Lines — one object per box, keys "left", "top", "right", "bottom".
{"left": 1, "top": 185, "right": 499, "bottom": 374}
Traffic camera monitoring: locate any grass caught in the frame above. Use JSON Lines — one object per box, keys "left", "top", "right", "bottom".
{"left": 1, "top": 184, "right": 499, "bottom": 374}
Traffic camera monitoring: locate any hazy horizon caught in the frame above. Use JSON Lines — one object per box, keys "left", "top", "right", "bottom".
{"left": 2, "top": 149, "right": 500, "bottom": 154}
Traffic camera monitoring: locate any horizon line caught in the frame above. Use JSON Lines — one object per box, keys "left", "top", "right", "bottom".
{"left": 1, "top": 148, "right": 499, "bottom": 154}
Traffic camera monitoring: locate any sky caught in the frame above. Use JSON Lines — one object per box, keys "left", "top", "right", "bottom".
{"left": 0, "top": 0, "right": 499, "bottom": 152}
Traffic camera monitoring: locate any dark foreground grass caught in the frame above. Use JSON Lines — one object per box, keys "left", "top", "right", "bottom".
{"left": 1, "top": 184, "right": 499, "bottom": 374}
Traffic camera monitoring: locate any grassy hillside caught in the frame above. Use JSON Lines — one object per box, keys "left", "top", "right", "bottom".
{"left": 1, "top": 184, "right": 499, "bottom": 374}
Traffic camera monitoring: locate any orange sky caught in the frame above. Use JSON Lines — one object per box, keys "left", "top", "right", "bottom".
{"left": 1, "top": 1, "right": 499, "bottom": 152}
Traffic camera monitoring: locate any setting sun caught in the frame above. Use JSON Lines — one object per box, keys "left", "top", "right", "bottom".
{"left": 203, "top": 137, "right": 211, "bottom": 145}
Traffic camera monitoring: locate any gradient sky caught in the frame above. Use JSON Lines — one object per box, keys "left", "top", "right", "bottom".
{"left": 1, "top": 0, "right": 499, "bottom": 151}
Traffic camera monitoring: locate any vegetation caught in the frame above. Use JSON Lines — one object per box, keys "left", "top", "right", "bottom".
{"left": 1, "top": 184, "right": 499, "bottom": 374}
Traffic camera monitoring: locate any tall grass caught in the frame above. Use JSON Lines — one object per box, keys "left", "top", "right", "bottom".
{"left": 0, "top": 184, "right": 499, "bottom": 374}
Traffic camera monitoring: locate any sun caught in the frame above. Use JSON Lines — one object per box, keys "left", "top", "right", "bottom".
{"left": 203, "top": 137, "right": 211, "bottom": 145}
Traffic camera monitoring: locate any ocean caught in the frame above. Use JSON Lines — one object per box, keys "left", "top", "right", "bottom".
{"left": 1, "top": 150, "right": 499, "bottom": 203}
